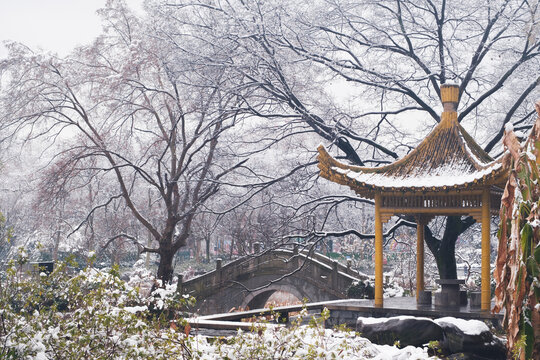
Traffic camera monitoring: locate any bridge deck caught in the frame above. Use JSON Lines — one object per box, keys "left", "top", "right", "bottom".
{"left": 190, "top": 297, "right": 503, "bottom": 332}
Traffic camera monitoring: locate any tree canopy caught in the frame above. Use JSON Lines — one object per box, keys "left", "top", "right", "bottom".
{"left": 0, "top": 0, "right": 539, "bottom": 282}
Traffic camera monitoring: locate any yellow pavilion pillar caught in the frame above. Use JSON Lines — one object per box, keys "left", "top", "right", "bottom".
{"left": 416, "top": 217, "right": 425, "bottom": 300}
{"left": 374, "top": 192, "right": 384, "bottom": 307}
{"left": 481, "top": 188, "right": 491, "bottom": 311}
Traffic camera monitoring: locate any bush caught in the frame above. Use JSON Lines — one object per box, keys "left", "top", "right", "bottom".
{"left": 0, "top": 251, "right": 193, "bottom": 359}
{"left": 347, "top": 280, "right": 375, "bottom": 299}
{"left": 189, "top": 307, "right": 377, "bottom": 359}
{"left": 0, "top": 250, "right": 427, "bottom": 359}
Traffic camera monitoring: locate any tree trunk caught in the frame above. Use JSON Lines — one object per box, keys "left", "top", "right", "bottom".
{"left": 195, "top": 238, "right": 200, "bottom": 262}
{"left": 53, "top": 230, "right": 60, "bottom": 262}
{"left": 157, "top": 249, "right": 175, "bottom": 283}
{"left": 425, "top": 216, "right": 470, "bottom": 280}
{"left": 436, "top": 236, "right": 458, "bottom": 279}
{"left": 205, "top": 236, "right": 210, "bottom": 263}
{"left": 229, "top": 237, "right": 234, "bottom": 260}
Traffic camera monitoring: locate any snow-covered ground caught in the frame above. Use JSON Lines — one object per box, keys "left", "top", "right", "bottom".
{"left": 186, "top": 324, "right": 435, "bottom": 359}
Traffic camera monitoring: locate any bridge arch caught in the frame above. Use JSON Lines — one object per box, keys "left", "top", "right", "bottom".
{"left": 241, "top": 284, "right": 305, "bottom": 310}
{"left": 181, "top": 248, "right": 369, "bottom": 315}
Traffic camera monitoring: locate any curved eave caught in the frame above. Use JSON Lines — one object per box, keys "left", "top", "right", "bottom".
{"left": 317, "top": 145, "right": 508, "bottom": 199}
{"left": 457, "top": 123, "right": 494, "bottom": 170}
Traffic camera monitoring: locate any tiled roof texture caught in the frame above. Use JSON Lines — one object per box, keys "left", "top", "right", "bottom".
{"left": 317, "top": 84, "right": 507, "bottom": 198}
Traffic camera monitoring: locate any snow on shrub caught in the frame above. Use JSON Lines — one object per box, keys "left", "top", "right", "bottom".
{"left": 0, "top": 255, "right": 193, "bottom": 359}
{"left": 347, "top": 279, "right": 404, "bottom": 299}
{"left": 0, "top": 254, "right": 431, "bottom": 359}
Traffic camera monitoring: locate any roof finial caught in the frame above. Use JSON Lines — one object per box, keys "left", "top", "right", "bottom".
{"left": 440, "top": 82, "right": 459, "bottom": 126}
{"left": 440, "top": 82, "right": 459, "bottom": 112}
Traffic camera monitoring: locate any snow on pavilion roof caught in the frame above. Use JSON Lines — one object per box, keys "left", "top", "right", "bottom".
{"left": 317, "top": 86, "right": 507, "bottom": 199}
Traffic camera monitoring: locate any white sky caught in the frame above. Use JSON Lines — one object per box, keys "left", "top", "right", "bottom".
{"left": 0, "top": 0, "right": 144, "bottom": 58}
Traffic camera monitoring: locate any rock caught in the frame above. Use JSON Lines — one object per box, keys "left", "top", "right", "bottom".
{"left": 356, "top": 316, "right": 443, "bottom": 347}
{"left": 355, "top": 315, "right": 506, "bottom": 359}
{"left": 435, "top": 317, "right": 506, "bottom": 360}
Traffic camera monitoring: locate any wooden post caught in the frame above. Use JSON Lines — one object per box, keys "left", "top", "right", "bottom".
{"left": 375, "top": 192, "right": 383, "bottom": 307}
{"left": 481, "top": 188, "right": 491, "bottom": 311}
{"left": 416, "top": 217, "right": 425, "bottom": 301}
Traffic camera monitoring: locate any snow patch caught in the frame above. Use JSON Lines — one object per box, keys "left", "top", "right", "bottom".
{"left": 35, "top": 352, "right": 48, "bottom": 360}
{"left": 443, "top": 80, "right": 459, "bottom": 86}
{"left": 358, "top": 315, "right": 434, "bottom": 325}
{"left": 372, "top": 344, "right": 430, "bottom": 360}
{"left": 435, "top": 317, "right": 488, "bottom": 335}
{"left": 334, "top": 161, "right": 502, "bottom": 189}
{"left": 123, "top": 305, "right": 147, "bottom": 314}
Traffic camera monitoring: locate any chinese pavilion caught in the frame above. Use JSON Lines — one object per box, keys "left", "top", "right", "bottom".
{"left": 317, "top": 84, "right": 507, "bottom": 311}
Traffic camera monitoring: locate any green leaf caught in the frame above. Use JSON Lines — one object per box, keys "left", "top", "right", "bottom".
{"left": 534, "top": 286, "right": 540, "bottom": 301}
{"left": 520, "top": 202, "right": 531, "bottom": 220}
{"left": 534, "top": 243, "right": 540, "bottom": 264}
{"left": 518, "top": 163, "right": 532, "bottom": 193}
{"left": 517, "top": 267, "right": 524, "bottom": 294}
{"left": 526, "top": 256, "right": 539, "bottom": 278}
{"left": 529, "top": 158, "right": 540, "bottom": 181}
{"left": 523, "top": 307, "right": 535, "bottom": 359}
{"left": 522, "top": 223, "right": 533, "bottom": 258}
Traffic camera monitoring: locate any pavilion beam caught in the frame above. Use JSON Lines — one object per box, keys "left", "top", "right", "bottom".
{"left": 416, "top": 217, "right": 425, "bottom": 300}
{"left": 481, "top": 188, "right": 491, "bottom": 311}
{"left": 374, "top": 192, "right": 384, "bottom": 307}
{"left": 381, "top": 207, "right": 480, "bottom": 215}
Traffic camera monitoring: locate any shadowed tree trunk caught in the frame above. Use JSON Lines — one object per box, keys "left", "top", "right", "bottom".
{"left": 157, "top": 247, "right": 176, "bottom": 284}
{"left": 205, "top": 236, "right": 211, "bottom": 263}
{"left": 425, "top": 216, "right": 476, "bottom": 279}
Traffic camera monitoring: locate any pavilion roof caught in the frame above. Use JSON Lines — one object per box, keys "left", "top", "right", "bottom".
{"left": 317, "top": 86, "right": 507, "bottom": 199}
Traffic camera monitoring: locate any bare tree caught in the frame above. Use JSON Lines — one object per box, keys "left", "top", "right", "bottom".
{"left": 3, "top": 0, "right": 540, "bottom": 286}
{"left": 162, "top": 0, "right": 540, "bottom": 279}
{"left": 0, "top": 1, "right": 248, "bottom": 282}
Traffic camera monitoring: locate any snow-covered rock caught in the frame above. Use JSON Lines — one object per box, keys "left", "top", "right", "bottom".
{"left": 435, "top": 317, "right": 506, "bottom": 359}
{"left": 357, "top": 316, "right": 443, "bottom": 347}
{"left": 356, "top": 315, "right": 506, "bottom": 359}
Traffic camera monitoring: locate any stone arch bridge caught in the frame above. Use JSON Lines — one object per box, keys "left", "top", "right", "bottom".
{"left": 178, "top": 246, "right": 369, "bottom": 315}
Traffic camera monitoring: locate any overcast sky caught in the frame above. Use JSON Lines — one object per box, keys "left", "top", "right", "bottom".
{"left": 0, "top": 0, "right": 143, "bottom": 58}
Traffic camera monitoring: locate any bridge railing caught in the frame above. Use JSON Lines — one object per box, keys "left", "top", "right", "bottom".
{"left": 180, "top": 246, "right": 369, "bottom": 296}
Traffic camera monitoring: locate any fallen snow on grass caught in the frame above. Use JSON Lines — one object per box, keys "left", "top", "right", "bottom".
{"left": 187, "top": 327, "right": 434, "bottom": 359}
{"left": 371, "top": 344, "right": 433, "bottom": 360}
